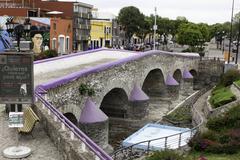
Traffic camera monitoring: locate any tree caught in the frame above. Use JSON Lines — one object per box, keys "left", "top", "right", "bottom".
{"left": 118, "top": 6, "right": 145, "bottom": 43}
{"left": 177, "top": 23, "right": 204, "bottom": 54}
{"left": 176, "top": 16, "right": 187, "bottom": 21}
{"left": 136, "top": 15, "right": 151, "bottom": 42}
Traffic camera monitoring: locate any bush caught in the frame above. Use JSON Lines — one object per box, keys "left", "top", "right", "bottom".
{"left": 190, "top": 105, "right": 240, "bottom": 155}
{"left": 235, "top": 79, "right": 240, "bottom": 87}
{"left": 146, "top": 150, "right": 187, "bottom": 160}
{"left": 78, "top": 84, "right": 95, "bottom": 96}
{"left": 220, "top": 69, "right": 240, "bottom": 87}
{"left": 43, "top": 49, "right": 58, "bottom": 58}
{"left": 209, "top": 86, "right": 236, "bottom": 108}
{"left": 34, "top": 49, "right": 58, "bottom": 61}
{"left": 164, "top": 105, "right": 192, "bottom": 123}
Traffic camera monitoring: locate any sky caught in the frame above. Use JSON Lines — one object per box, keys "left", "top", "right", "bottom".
{"left": 78, "top": 0, "right": 240, "bottom": 25}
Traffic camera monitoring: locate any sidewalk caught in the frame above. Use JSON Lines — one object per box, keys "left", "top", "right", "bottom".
{"left": 0, "top": 105, "right": 63, "bottom": 160}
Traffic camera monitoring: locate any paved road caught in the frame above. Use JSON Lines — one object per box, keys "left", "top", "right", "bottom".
{"left": 34, "top": 49, "right": 138, "bottom": 87}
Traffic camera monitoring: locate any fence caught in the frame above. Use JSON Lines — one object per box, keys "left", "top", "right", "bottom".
{"left": 112, "top": 88, "right": 209, "bottom": 160}
{"left": 35, "top": 87, "right": 112, "bottom": 160}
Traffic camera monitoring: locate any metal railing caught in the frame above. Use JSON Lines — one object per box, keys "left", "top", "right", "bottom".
{"left": 35, "top": 87, "right": 112, "bottom": 160}
{"left": 200, "top": 56, "right": 225, "bottom": 61}
{"left": 112, "top": 92, "right": 205, "bottom": 160}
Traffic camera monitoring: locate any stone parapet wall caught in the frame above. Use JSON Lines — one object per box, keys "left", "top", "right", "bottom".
{"left": 33, "top": 103, "right": 95, "bottom": 160}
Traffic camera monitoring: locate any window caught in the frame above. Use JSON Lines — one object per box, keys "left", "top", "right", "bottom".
{"left": 74, "top": 5, "right": 78, "bottom": 12}
{"left": 66, "top": 36, "right": 70, "bottom": 51}
{"left": 52, "top": 38, "right": 56, "bottom": 50}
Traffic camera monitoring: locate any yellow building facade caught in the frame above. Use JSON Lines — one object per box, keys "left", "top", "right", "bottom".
{"left": 90, "top": 19, "right": 112, "bottom": 49}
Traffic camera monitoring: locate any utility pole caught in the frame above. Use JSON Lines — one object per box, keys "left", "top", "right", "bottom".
{"left": 235, "top": 18, "right": 240, "bottom": 64}
{"left": 153, "top": 7, "right": 157, "bottom": 50}
{"left": 228, "top": 0, "right": 234, "bottom": 63}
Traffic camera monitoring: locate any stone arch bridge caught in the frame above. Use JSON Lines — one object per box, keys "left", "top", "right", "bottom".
{"left": 34, "top": 49, "right": 205, "bottom": 150}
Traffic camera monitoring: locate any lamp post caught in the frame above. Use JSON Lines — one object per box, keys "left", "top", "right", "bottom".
{"left": 235, "top": 18, "right": 240, "bottom": 64}
{"left": 153, "top": 7, "right": 157, "bottom": 50}
{"left": 228, "top": 0, "right": 235, "bottom": 63}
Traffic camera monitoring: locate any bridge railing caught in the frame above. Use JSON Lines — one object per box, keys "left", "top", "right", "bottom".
{"left": 35, "top": 87, "right": 112, "bottom": 160}
{"left": 111, "top": 89, "right": 206, "bottom": 160}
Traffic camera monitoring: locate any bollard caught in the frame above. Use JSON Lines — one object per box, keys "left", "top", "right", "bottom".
{"left": 61, "top": 122, "right": 65, "bottom": 130}
{"left": 48, "top": 108, "right": 51, "bottom": 115}
{"left": 70, "top": 131, "right": 74, "bottom": 140}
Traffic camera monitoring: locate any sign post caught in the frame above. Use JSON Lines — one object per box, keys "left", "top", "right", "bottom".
{"left": 0, "top": 52, "right": 33, "bottom": 159}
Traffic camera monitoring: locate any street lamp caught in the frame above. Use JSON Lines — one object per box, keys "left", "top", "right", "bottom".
{"left": 153, "top": 7, "right": 157, "bottom": 50}
{"left": 228, "top": 0, "right": 235, "bottom": 63}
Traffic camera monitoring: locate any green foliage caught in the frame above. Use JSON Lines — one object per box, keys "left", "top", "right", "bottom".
{"left": 177, "top": 23, "right": 206, "bottom": 46}
{"left": 42, "top": 32, "right": 50, "bottom": 46}
{"left": 146, "top": 150, "right": 188, "bottom": 160}
{"left": 34, "top": 50, "right": 58, "bottom": 61}
{"left": 164, "top": 105, "right": 192, "bottom": 123}
{"left": 79, "top": 84, "right": 95, "bottom": 97}
{"left": 190, "top": 105, "right": 240, "bottom": 155}
{"left": 235, "top": 79, "right": 240, "bottom": 87}
{"left": 207, "top": 105, "right": 240, "bottom": 131}
{"left": 118, "top": 6, "right": 144, "bottom": 40}
{"left": 220, "top": 69, "right": 240, "bottom": 87}
{"left": 44, "top": 49, "right": 58, "bottom": 58}
{"left": 209, "top": 86, "right": 236, "bottom": 108}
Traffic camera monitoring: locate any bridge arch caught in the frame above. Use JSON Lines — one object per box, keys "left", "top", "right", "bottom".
{"left": 190, "top": 69, "right": 198, "bottom": 90}
{"left": 142, "top": 68, "right": 166, "bottom": 97}
{"left": 173, "top": 69, "right": 182, "bottom": 83}
{"left": 63, "top": 112, "right": 78, "bottom": 126}
{"left": 100, "top": 88, "right": 129, "bottom": 118}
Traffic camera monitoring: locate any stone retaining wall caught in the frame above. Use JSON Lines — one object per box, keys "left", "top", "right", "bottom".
{"left": 163, "top": 87, "right": 209, "bottom": 127}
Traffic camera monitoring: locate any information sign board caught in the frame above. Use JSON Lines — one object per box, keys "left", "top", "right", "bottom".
{"left": 9, "top": 112, "right": 24, "bottom": 128}
{"left": 0, "top": 53, "right": 33, "bottom": 104}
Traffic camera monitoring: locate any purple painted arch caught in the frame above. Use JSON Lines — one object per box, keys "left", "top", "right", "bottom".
{"left": 79, "top": 98, "right": 108, "bottom": 124}
{"left": 129, "top": 84, "right": 149, "bottom": 101}
{"left": 183, "top": 69, "right": 193, "bottom": 79}
{"left": 165, "top": 74, "right": 179, "bottom": 86}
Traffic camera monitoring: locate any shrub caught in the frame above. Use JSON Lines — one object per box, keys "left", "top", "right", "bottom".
{"left": 209, "top": 86, "right": 236, "bottom": 108}
{"left": 164, "top": 105, "right": 192, "bottom": 123}
{"left": 220, "top": 69, "right": 240, "bottom": 87}
{"left": 206, "top": 116, "right": 226, "bottom": 132}
{"left": 34, "top": 50, "right": 58, "bottom": 61}
{"left": 146, "top": 150, "right": 187, "bottom": 160}
{"left": 208, "top": 143, "right": 239, "bottom": 154}
{"left": 78, "top": 84, "right": 95, "bottom": 96}
{"left": 43, "top": 49, "right": 58, "bottom": 58}
{"left": 227, "top": 129, "right": 240, "bottom": 140}
{"left": 235, "top": 79, "right": 240, "bottom": 87}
